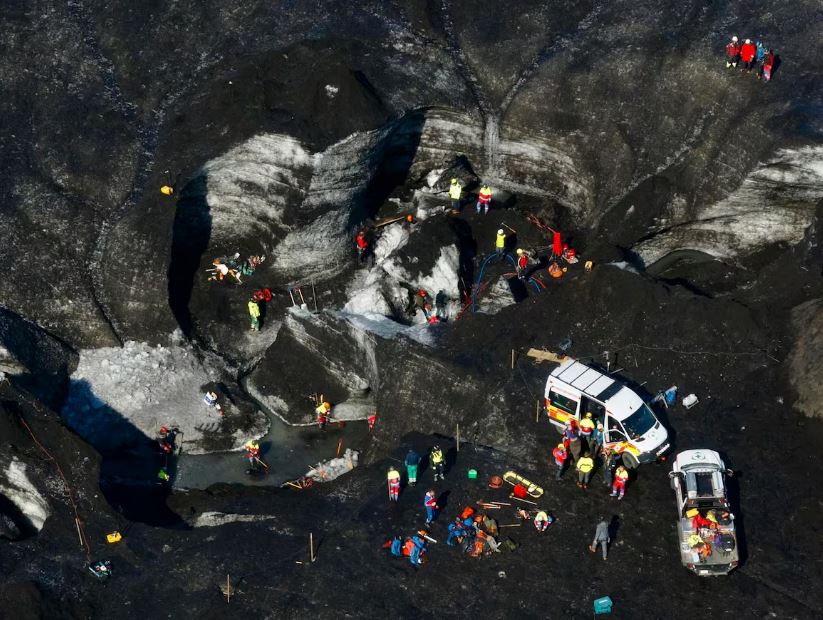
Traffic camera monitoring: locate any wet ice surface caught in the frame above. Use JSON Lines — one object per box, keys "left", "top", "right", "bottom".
{"left": 173, "top": 415, "right": 368, "bottom": 489}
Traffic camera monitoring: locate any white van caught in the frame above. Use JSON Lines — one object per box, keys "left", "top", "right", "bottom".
{"left": 544, "top": 359, "right": 669, "bottom": 468}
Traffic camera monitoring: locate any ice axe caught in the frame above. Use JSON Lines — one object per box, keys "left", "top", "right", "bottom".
{"left": 254, "top": 457, "right": 270, "bottom": 471}
{"left": 288, "top": 289, "right": 297, "bottom": 307}
{"left": 501, "top": 223, "right": 517, "bottom": 234}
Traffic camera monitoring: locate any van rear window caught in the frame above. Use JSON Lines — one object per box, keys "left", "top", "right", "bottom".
{"left": 549, "top": 391, "right": 578, "bottom": 415}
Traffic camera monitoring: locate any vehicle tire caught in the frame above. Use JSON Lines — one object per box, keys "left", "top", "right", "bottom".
{"left": 622, "top": 452, "right": 639, "bottom": 470}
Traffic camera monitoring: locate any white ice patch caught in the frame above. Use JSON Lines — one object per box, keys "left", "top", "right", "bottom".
{"left": 324, "top": 84, "right": 339, "bottom": 98}
{"left": 305, "top": 448, "right": 358, "bottom": 482}
{"left": 634, "top": 146, "right": 823, "bottom": 265}
{"left": 0, "top": 458, "right": 50, "bottom": 531}
{"left": 426, "top": 168, "right": 445, "bottom": 188}
{"left": 193, "top": 511, "right": 278, "bottom": 528}
{"left": 61, "top": 340, "right": 262, "bottom": 454}
{"left": 201, "top": 134, "right": 313, "bottom": 240}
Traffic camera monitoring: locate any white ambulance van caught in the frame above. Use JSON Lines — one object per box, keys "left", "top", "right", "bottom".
{"left": 544, "top": 358, "right": 669, "bottom": 468}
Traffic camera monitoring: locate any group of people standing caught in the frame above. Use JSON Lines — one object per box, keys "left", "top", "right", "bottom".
{"left": 552, "top": 416, "right": 631, "bottom": 500}
{"left": 724, "top": 35, "right": 775, "bottom": 81}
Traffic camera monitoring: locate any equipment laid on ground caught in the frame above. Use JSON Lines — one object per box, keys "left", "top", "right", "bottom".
{"left": 106, "top": 531, "right": 122, "bottom": 544}
{"left": 502, "top": 471, "right": 543, "bottom": 498}
{"left": 593, "top": 596, "right": 613, "bottom": 615}
{"left": 88, "top": 560, "right": 112, "bottom": 581}
{"left": 544, "top": 358, "right": 670, "bottom": 469}
{"left": 683, "top": 394, "right": 699, "bottom": 409}
{"left": 467, "top": 468, "right": 478, "bottom": 479}
{"left": 669, "top": 449, "right": 739, "bottom": 576}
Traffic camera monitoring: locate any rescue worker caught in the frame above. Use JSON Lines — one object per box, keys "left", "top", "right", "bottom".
{"left": 552, "top": 442, "right": 568, "bottom": 480}
{"left": 387, "top": 466, "right": 401, "bottom": 502}
{"left": 576, "top": 452, "right": 594, "bottom": 489}
{"left": 591, "top": 421, "right": 605, "bottom": 455}
{"left": 516, "top": 249, "right": 529, "bottom": 280}
{"left": 601, "top": 447, "right": 620, "bottom": 488}
{"left": 245, "top": 440, "right": 260, "bottom": 467}
{"left": 448, "top": 178, "right": 462, "bottom": 211}
{"left": 534, "top": 510, "right": 553, "bottom": 532}
{"left": 405, "top": 448, "right": 421, "bottom": 485}
{"left": 355, "top": 230, "right": 369, "bottom": 263}
{"left": 386, "top": 535, "right": 403, "bottom": 556}
{"left": 494, "top": 229, "right": 506, "bottom": 256}
{"left": 476, "top": 184, "right": 492, "bottom": 214}
{"left": 424, "top": 490, "right": 438, "bottom": 525}
{"left": 435, "top": 290, "right": 448, "bottom": 320}
{"left": 761, "top": 48, "right": 775, "bottom": 82}
{"left": 447, "top": 518, "right": 466, "bottom": 546}
{"left": 579, "top": 412, "right": 595, "bottom": 452}
{"left": 725, "top": 35, "right": 740, "bottom": 68}
{"left": 157, "top": 467, "right": 170, "bottom": 483}
{"left": 611, "top": 465, "right": 629, "bottom": 500}
{"left": 564, "top": 419, "right": 582, "bottom": 461}
{"left": 248, "top": 297, "right": 261, "bottom": 331}
{"left": 368, "top": 413, "right": 377, "bottom": 431}
{"left": 315, "top": 400, "right": 332, "bottom": 430}
{"left": 588, "top": 517, "right": 610, "bottom": 560}
{"left": 158, "top": 425, "right": 177, "bottom": 454}
{"left": 414, "top": 289, "right": 432, "bottom": 320}
{"left": 409, "top": 532, "right": 427, "bottom": 565}
{"left": 740, "top": 38, "right": 757, "bottom": 72}
{"left": 755, "top": 37, "right": 766, "bottom": 66}
{"left": 430, "top": 445, "right": 445, "bottom": 481}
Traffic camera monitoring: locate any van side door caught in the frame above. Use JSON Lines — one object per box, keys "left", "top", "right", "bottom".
{"left": 547, "top": 389, "right": 579, "bottom": 425}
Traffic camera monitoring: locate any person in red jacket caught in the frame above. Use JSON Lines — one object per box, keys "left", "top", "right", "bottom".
{"left": 355, "top": 230, "right": 370, "bottom": 263}
{"left": 516, "top": 249, "right": 529, "bottom": 280}
{"left": 725, "top": 36, "right": 740, "bottom": 68}
{"left": 739, "top": 38, "right": 757, "bottom": 72}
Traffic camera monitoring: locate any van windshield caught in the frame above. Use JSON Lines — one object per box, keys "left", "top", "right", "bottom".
{"left": 622, "top": 404, "right": 656, "bottom": 438}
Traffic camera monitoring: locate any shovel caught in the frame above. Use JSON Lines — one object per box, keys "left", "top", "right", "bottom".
{"left": 288, "top": 289, "right": 297, "bottom": 307}
{"left": 298, "top": 288, "right": 308, "bottom": 310}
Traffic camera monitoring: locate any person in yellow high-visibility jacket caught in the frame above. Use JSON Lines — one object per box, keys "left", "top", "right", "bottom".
{"left": 576, "top": 452, "right": 594, "bottom": 489}
{"left": 448, "top": 178, "right": 462, "bottom": 211}
{"left": 248, "top": 298, "right": 261, "bottom": 331}
{"left": 495, "top": 229, "right": 506, "bottom": 256}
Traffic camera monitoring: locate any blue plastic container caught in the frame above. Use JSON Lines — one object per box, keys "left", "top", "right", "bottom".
{"left": 593, "top": 596, "right": 613, "bottom": 615}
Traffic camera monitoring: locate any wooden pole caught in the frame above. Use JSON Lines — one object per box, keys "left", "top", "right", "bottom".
{"left": 312, "top": 280, "right": 318, "bottom": 313}
{"left": 336, "top": 438, "right": 343, "bottom": 457}
{"left": 499, "top": 524, "right": 522, "bottom": 528}
{"left": 456, "top": 424, "right": 460, "bottom": 452}
{"left": 536, "top": 400, "right": 540, "bottom": 422}
{"left": 511, "top": 349, "right": 515, "bottom": 369}
{"left": 509, "top": 495, "right": 538, "bottom": 505}
{"left": 226, "top": 574, "right": 231, "bottom": 603}
{"left": 75, "top": 518, "right": 84, "bottom": 549}
{"left": 310, "top": 532, "right": 315, "bottom": 562}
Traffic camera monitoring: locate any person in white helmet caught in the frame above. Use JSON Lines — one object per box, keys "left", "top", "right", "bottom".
{"left": 495, "top": 229, "right": 506, "bottom": 256}
{"left": 725, "top": 35, "right": 741, "bottom": 68}
{"left": 739, "top": 38, "right": 757, "bottom": 72}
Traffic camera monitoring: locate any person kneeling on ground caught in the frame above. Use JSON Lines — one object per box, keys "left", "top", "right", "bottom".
{"left": 534, "top": 510, "right": 554, "bottom": 532}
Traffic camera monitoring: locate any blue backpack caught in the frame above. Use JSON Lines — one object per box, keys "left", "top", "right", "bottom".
{"left": 390, "top": 537, "right": 402, "bottom": 556}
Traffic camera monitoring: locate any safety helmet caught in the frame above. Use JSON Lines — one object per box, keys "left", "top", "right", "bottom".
{"left": 731, "top": 35, "right": 738, "bottom": 42}
{"left": 744, "top": 38, "right": 750, "bottom": 44}
{"left": 497, "top": 229, "right": 504, "bottom": 235}
{"left": 557, "top": 443, "right": 564, "bottom": 449}
{"left": 596, "top": 421, "right": 603, "bottom": 428}
{"left": 432, "top": 445, "right": 440, "bottom": 451}
{"left": 451, "top": 178, "right": 457, "bottom": 183}
{"left": 516, "top": 248, "right": 524, "bottom": 255}
{"left": 418, "top": 529, "right": 428, "bottom": 537}
{"left": 585, "top": 412, "right": 593, "bottom": 418}
{"left": 418, "top": 289, "right": 426, "bottom": 296}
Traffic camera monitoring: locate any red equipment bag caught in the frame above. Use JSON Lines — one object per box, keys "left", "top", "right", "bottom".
{"left": 513, "top": 484, "right": 528, "bottom": 498}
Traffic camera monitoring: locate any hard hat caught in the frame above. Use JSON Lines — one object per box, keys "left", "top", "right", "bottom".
{"left": 731, "top": 35, "right": 738, "bottom": 42}
{"left": 418, "top": 289, "right": 426, "bottom": 296}
{"left": 432, "top": 445, "right": 440, "bottom": 451}
{"left": 596, "top": 421, "right": 603, "bottom": 428}
{"left": 451, "top": 178, "right": 457, "bottom": 183}
{"left": 585, "top": 412, "right": 593, "bottom": 418}
{"left": 516, "top": 248, "right": 524, "bottom": 255}
{"left": 497, "top": 229, "right": 504, "bottom": 235}
{"left": 745, "top": 38, "right": 751, "bottom": 44}
{"left": 557, "top": 443, "right": 564, "bottom": 449}
{"left": 686, "top": 509, "right": 699, "bottom": 518}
